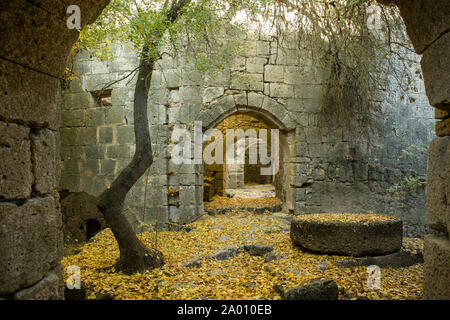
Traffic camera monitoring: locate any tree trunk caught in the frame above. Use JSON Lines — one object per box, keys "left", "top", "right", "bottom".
{"left": 96, "top": 0, "right": 191, "bottom": 274}
{"left": 97, "top": 57, "right": 163, "bottom": 274}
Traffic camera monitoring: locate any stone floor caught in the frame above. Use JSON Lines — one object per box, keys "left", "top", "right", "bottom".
{"left": 224, "top": 184, "right": 276, "bottom": 199}
{"left": 204, "top": 184, "right": 281, "bottom": 215}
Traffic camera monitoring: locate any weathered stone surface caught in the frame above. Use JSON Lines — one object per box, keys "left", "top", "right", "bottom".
{"left": 436, "top": 117, "right": 450, "bottom": 137}
{"left": 0, "top": 196, "right": 62, "bottom": 295}
{"left": 290, "top": 214, "right": 403, "bottom": 256}
{"left": 246, "top": 57, "right": 266, "bottom": 74}
{"left": 0, "top": 122, "right": 32, "bottom": 199}
{"left": 435, "top": 108, "right": 450, "bottom": 119}
{"left": 426, "top": 137, "right": 450, "bottom": 233}
{"left": 183, "top": 258, "right": 202, "bottom": 268}
{"left": 421, "top": 32, "right": 450, "bottom": 107}
{"left": 362, "top": 250, "right": 423, "bottom": 268}
{"left": 209, "top": 247, "right": 239, "bottom": 260}
{"left": 423, "top": 235, "right": 450, "bottom": 300}
{"left": 14, "top": 270, "right": 63, "bottom": 300}
{"left": 31, "top": 129, "right": 60, "bottom": 194}
{"left": 277, "top": 278, "right": 338, "bottom": 300}
{"left": 0, "top": 1, "right": 75, "bottom": 77}
{"left": 61, "top": 192, "right": 106, "bottom": 243}
{"left": 394, "top": 0, "right": 450, "bottom": 54}
{"left": 0, "top": 59, "right": 60, "bottom": 128}
{"left": 335, "top": 259, "right": 360, "bottom": 268}
{"left": 203, "top": 87, "right": 225, "bottom": 104}
{"left": 269, "top": 83, "right": 294, "bottom": 98}
{"left": 264, "top": 65, "right": 284, "bottom": 82}
{"left": 264, "top": 252, "right": 283, "bottom": 263}
{"left": 244, "top": 244, "right": 274, "bottom": 256}
{"left": 336, "top": 249, "right": 423, "bottom": 269}
{"left": 99, "top": 126, "right": 114, "bottom": 144}
{"left": 0, "top": 0, "right": 109, "bottom": 300}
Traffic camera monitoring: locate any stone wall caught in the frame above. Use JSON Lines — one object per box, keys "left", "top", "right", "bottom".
{"left": 0, "top": 0, "right": 109, "bottom": 299}
{"left": 61, "top": 30, "right": 435, "bottom": 234}
{"left": 0, "top": 0, "right": 446, "bottom": 301}
{"left": 389, "top": 0, "right": 450, "bottom": 300}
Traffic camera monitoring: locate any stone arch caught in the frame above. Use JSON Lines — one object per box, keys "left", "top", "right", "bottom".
{"left": 197, "top": 93, "right": 298, "bottom": 132}
{"left": 200, "top": 99, "right": 295, "bottom": 210}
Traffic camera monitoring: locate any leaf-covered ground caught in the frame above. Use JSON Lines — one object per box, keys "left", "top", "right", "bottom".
{"left": 62, "top": 210, "right": 423, "bottom": 300}
{"left": 204, "top": 195, "right": 281, "bottom": 209}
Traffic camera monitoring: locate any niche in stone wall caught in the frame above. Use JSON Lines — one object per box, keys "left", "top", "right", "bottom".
{"left": 91, "top": 89, "right": 112, "bottom": 107}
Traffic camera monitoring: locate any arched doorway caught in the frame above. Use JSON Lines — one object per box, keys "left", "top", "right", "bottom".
{"left": 202, "top": 110, "right": 291, "bottom": 210}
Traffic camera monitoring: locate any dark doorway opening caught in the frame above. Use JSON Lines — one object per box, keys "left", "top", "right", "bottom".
{"left": 86, "top": 219, "right": 102, "bottom": 241}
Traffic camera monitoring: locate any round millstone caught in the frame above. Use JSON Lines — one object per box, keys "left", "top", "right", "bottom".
{"left": 290, "top": 213, "right": 403, "bottom": 257}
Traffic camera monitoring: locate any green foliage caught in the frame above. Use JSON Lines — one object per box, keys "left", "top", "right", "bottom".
{"left": 64, "top": 232, "right": 82, "bottom": 256}
{"left": 387, "top": 143, "right": 428, "bottom": 201}
{"left": 387, "top": 175, "right": 426, "bottom": 199}
{"left": 398, "top": 144, "right": 427, "bottom": 161}
{"left": 138, "top": 220, "right": 155, "bottom": 233}
{"left": 64, "top": 232, "right": 78, "bottom": 247}
{"left": 76, "top": 0, "right": 262, "bottom": 74}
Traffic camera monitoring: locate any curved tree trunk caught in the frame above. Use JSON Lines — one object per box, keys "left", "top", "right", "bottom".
{"left": 96, "top": 0, "right": 191, "bottom": 274}
{"left": 97, "top": 57, "right": 164, "bottom": 274}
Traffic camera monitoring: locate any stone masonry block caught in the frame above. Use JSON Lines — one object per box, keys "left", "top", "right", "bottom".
{"left": 63, "top": 92, "right": 96, "bottom": 111}
{"left": 13, "top": 269, "right": 63, "bottom": 300}
{"left": 0, "top": 122, "right": 32, "bottom": 199}
{"left": 395, "top": 0, "right": 450, "bottom": 54}
{"left": 426, "top": 136, "right": 450, "bottom": 233}
{"left": 284, "top": 66, "right": 306, "bottom": 85}
{"left": 246, "top": 57, "right": 266, "bottom": 74}
{"left": 257, "top": 41, "right": 270, "bottom": 57}
{"left": 270, "top": 83, "right": 294, "bottom": 98}
{"left": 203, "top": 87, "right": 225, "bottom": 104}
{"left": 421, "top": 32, "right": 450, "bottom": 107}
{"left": 264, "top": 65, "right": 284, "bottom": 82}
{"left": 436, "top": 118, "right": 450, "bottom": 137}
{"left": 107, "top": 144, "right": 134, "bottom": 159}
{"left": 164, "top": 69, "right": 182, "bottom": 88}
{"left": 0, "top": 59, "right": 60, "bottom": 129}
{"left": 98, "top": 126, "right": 113, "bottom": 144}
{"left": 106, "top": 107, "right": 125, "bottom": 124}
{"left": 100, "top": 159, "right": 117, "bottom": 175}
{"left": 0, "top": 196, "right": 62, "bottom": 295}
{"left": 31, "top": 129, "right": 60, "bottom": 195}
{"left": 111, "top": 87, "right": 130, "bottom": 106}
{"left": 85, "top": 108, "right": 105, "bottom": 127}
{"left": 61, "top": 109, "right": 85, "bottom": 127}
{"left": 423, "top": 235, "right": 450, "bottom": 299}
{"left": 117, "top": 125, "right": 135, "bottom": 144}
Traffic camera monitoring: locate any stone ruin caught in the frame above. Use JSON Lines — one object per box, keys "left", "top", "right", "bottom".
{"left": 60, "top": 192, "right": 106, "bottom": 243}
{"left": 60, "top": 31, "right": 434, "bottom": 236}
{"left": 0, "top": 0, "right": 448, "bottom": 300}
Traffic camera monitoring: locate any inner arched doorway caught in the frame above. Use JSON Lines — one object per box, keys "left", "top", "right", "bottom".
{"left": 202, "top": 110, "right": 290, "bottom": 210}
